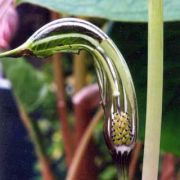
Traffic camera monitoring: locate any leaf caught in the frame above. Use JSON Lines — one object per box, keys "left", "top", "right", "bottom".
{"left": 99, "top": 165, "right": 116, "bottom": 180}
{"left": 161, "top": 108, "right": 180, "bottom": 156}
{"left": 2, "top": 58, "right": 55, "bottom": 113}
{"left": 16, "top": 0, "right": 180, "bottom": 22}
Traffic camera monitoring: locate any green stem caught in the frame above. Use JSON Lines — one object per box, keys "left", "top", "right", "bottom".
{"left": 117, "top": 164, "right": 128, "bottom": 180}
{"left": 142, "top": 0, "right": 163, "bottom": 179}
{"left": 73, "top": 51, "right": 87, "bottom": 92}
{"left": 17, "top": 101, "right": 55, "bottom": 179}
{"left": 18, "top": 101, "right": 46, "bottom": 159}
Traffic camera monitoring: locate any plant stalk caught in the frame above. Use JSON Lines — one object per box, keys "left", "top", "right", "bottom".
{"left": 142, "top": 0, "right": 163, "bottom": 179}
{"left": 117, "top": 163, "right": 128, "bottom": 180}
{"left": 73, "top": 51, "right": 87, "bottom": 93}
{"left": 17, "top": 101, "right": 55, "bottom": 180}
{"left": 66, "top": 108, "right": 103, "bottom": 180}
{"left": 51, "top": 12, "right": 74, "bottom": 166}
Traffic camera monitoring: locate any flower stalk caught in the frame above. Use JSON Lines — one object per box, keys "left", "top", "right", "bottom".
{"left": 142, "top": 0, "right": 163, "bottom": 179}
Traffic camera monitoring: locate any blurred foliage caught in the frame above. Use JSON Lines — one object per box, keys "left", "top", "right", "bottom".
{"left": 15, "top": 0, "right": 180, "bottom": 22}
{"left": 1, "top": 21, "right": 179, "bottom": 163}
{"left": 99, "top": 166, "right": 116, "bottom": 180}
{"left": 1, "top": 4, "right": 179, "bottom": 178}
{"left": 2, "top": 58, "right": 56, "bottom": 115}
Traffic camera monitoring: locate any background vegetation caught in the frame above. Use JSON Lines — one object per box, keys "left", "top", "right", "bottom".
{"left": 0, "top": 0, "right": 179, "bottom": 179}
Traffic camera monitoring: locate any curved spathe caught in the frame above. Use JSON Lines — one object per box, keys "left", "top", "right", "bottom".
{"left": 0, "top": 18, "right": 138, "bottom": 157}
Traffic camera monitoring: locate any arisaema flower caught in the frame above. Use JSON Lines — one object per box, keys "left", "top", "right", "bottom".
{"left": 0, "top": 18, "right": 138, "bottom": 179}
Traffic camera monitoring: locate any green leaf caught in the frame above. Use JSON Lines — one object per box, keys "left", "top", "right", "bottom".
{"left": 161, "top": 108, "right": 180, "bottom": 156}
{"left": 2, "top": 58, "right": 53, "bottom": 113}
{"left": 99, "top": 166, "right": 116, "bottom": 180}
{"left": 16, "top": 0, "right": 180, "bottom": 22}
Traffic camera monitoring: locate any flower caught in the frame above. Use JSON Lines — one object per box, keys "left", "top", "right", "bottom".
{"left": 0, "top": 0, "right": 18, "bottom": 49}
